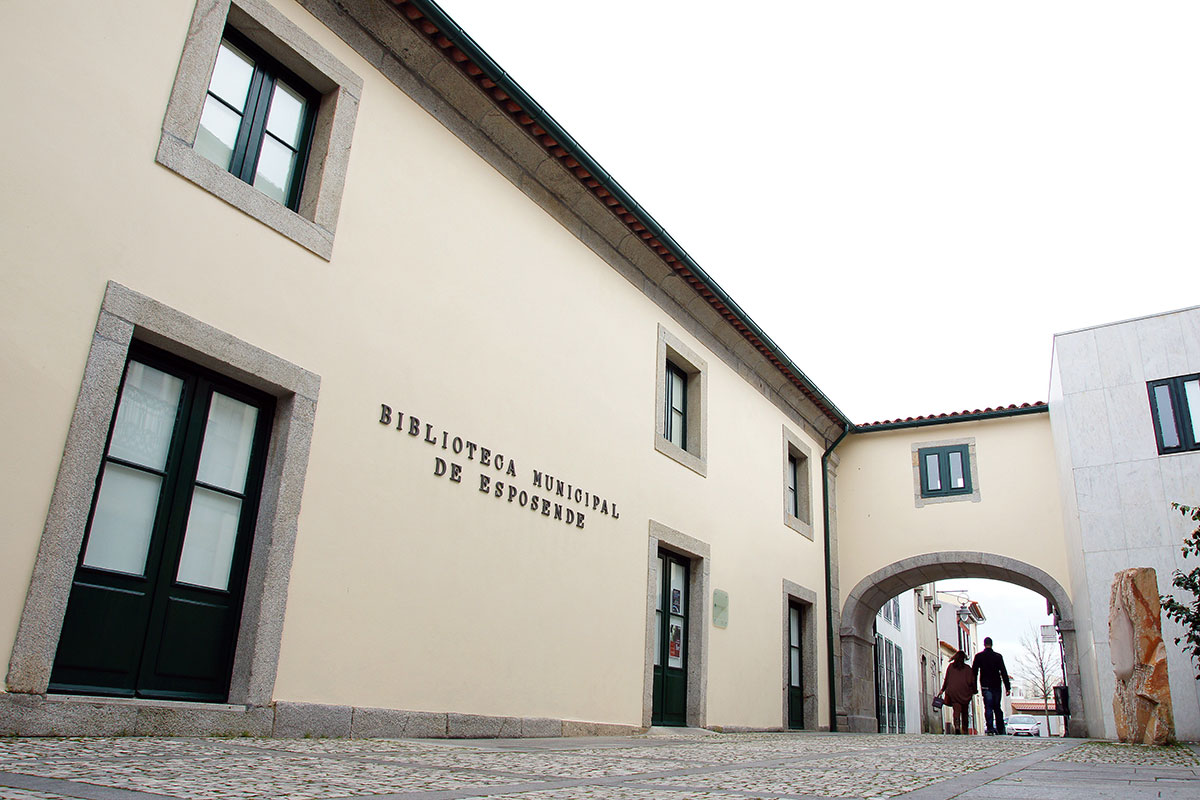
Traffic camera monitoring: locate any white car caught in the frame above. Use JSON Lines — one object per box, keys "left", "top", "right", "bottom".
{"left": 1007, "top": 714, "right": 1041, "bottom": 736}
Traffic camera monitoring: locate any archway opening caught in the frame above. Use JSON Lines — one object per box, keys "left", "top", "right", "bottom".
{"left": 839, "top": 552, "right": 1088, "bottom": 738}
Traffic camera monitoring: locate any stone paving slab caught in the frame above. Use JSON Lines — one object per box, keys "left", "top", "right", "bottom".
{"left": 0, "top": 733, "right": 1196, "bottom": 800}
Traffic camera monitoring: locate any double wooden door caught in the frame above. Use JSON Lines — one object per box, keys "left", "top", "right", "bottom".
{"left": 50, "top": 345, "right": 273, "bottom": 702}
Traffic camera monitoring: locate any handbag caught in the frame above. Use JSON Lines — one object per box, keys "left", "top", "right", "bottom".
{"left": 932, "top": 693, "right": 944, "bottom": 711}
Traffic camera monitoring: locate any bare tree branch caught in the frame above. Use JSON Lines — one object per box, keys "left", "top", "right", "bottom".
{"left": 1017, "top": 624, "right": 1062, "bottom": 724}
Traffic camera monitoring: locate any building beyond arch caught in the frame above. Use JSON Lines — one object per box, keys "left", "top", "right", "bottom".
{"left": 838, "top": 552, "right": 1087, "bottom": 738}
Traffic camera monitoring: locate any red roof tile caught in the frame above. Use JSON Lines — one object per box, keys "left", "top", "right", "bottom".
{"left": 859, "top": 402, "right": 1048, "bottom": 429}
{"left": 1010, "top": 700, "right": 1062, "bottom": 714}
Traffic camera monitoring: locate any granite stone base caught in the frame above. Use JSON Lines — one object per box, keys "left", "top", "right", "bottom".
{"left": 0, "top": 694, "right": 274, "bottom": 738}
{"left": 843, "top": 714, "right": 879, "bottom": 733}
{"left": 0, "top": 693, "right": 641, "bottom": 739}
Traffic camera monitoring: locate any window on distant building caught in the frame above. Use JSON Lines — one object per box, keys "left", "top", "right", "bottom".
{"left": 157, "top": 0, "right": 362, "bottom": 260}
{"left": 875, "top": 635, "right": 904, "bottom": 734}
{"left": 655, "top": 325, "right": 707, "bottom": 476}
{"left": 1148, "top": 373, "right": 1200, "bottom": 454}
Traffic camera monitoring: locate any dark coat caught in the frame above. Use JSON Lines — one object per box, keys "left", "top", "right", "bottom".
{"left": 941, "top": 662, "right": 976, "bottom": 705}
{"left": 972, "top": 647, "right": 1011, "bottom": 692}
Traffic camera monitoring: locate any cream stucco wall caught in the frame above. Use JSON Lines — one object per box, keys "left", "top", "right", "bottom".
{"left": 837, "top": 415, "right": 1072, "bottom": 612}
{"left": 1, "top": 0, "right": 832, "bottom": 730}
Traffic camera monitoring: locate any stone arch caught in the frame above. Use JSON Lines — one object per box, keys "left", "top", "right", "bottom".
{"left": 839, "top": 551, "right": 1088, "bottom": 737}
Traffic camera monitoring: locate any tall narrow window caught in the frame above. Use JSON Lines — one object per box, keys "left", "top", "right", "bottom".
{"left": 874, "top": 631, "right": 885, "bottom": 732}
{"left": 886, "top": 640, "right": 898, "bottom": 733}
{"left": 788, "top": 603, "right": 804, "bottom": 729}
{"left": 786, "top": 454, "right": 799, "bottom": 517}
{"left": 1148, "top": 374, "right": 1200, "bottom": 454}
{"left": 782, "top": 429, "right": 812, "bottom": 534}
{"left": 652, "top": 550, "right": 690, "bottom": 726}
{"left": 918, "top": 444, "right": 972, "bottom": 498}
{"left": 655, "top": 327, "right": 707, "bottom": 475}
{"left": 665, "top": 361, "right": 687, "bottom": 449}
{"left": 196, "top": 31, "right": 317, "bottom": 210}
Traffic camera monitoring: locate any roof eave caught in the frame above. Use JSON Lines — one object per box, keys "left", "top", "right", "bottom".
{"left": 393, "top": 0, "right": 852, "bottom": 432}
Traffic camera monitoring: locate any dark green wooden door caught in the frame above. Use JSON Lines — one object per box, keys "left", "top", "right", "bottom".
{"left": 788, "top": 602, "right": 804, "bottom": 729}
{"left": 652, "top": 551, "right": 688, "bottom": 726}
{"left": 50, "top": 345, "right": 273, "bottom": 702}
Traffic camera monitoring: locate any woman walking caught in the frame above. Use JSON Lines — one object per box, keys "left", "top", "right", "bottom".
{"left": 938, "top": 650, "right": 976, "bottom": 735}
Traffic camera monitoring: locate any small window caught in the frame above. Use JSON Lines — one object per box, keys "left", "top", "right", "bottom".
{"left": 157, "top": 0, "right": 362, "bottom": 260}
{"left": 196, "top": 32, "right": 318, "bottom": 210}
{"left": 654, "top": 326, "right": 707, "bottom": 476}
{"left": 1148, "top": 374, "right": 1200, "bottom": 454}
{"left": 918, "top": 444, "right": 972, "bottom": 498}
{"left": 781, "top": 426, "right": 813, "bottom": 536}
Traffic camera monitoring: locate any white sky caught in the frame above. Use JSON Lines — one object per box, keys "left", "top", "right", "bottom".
{"left": 426, "top": 2, "right": 1182, "bottom": 662}
{"left": 435, "top": 0, "right": 1199, "bottom": 424}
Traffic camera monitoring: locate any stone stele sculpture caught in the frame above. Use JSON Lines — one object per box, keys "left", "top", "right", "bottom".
{"left": 1109, "top": 567, "right": 1174, "bottom": 744}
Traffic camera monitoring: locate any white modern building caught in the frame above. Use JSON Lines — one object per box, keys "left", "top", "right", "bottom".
{"left": 874, "top": 586, "right": 938, "bottom": 734}
{"left": 1049, "top": 307, "right": 1200, "bottom": 740}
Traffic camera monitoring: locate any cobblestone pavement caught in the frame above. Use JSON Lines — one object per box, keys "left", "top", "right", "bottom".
{"left": 0, "top": 733, "right": 1197, "bottom": 800}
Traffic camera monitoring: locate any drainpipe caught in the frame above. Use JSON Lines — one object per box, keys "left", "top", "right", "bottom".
{"left": 822, "top": 422, "right": 852, "bottom": 732}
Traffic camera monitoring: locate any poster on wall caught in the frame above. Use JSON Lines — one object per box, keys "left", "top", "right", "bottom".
{"left": 671, "top": 589, "right": 681, "bottom": 614}
{"left": 668, "top": 623, "right": 682, "bottom": 667}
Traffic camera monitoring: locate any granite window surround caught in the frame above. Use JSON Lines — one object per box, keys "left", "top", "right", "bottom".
{"left": 654, "top": 325, "right": 708, "bottom": 476}
{"left": 157, "top": 0, "right": 362, "bottom": 260}
{"left": 643, "top": 520, "right": 710, "bottom": 729}
{"left": 911, "top": 437, "right": 981, "bottom": 507}
{"left": 782, "top": 426, "right": 813, "bottom": 538}
{"left": 6, "top": 281, "right": 318, "bottom": 707}
{"left": 782, "top": 581, "right": 818, "bottom": 730}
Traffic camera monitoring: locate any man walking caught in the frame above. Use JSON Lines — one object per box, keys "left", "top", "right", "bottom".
{"left": 972, "top": 637, "right": 1011, "bottom": 735}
